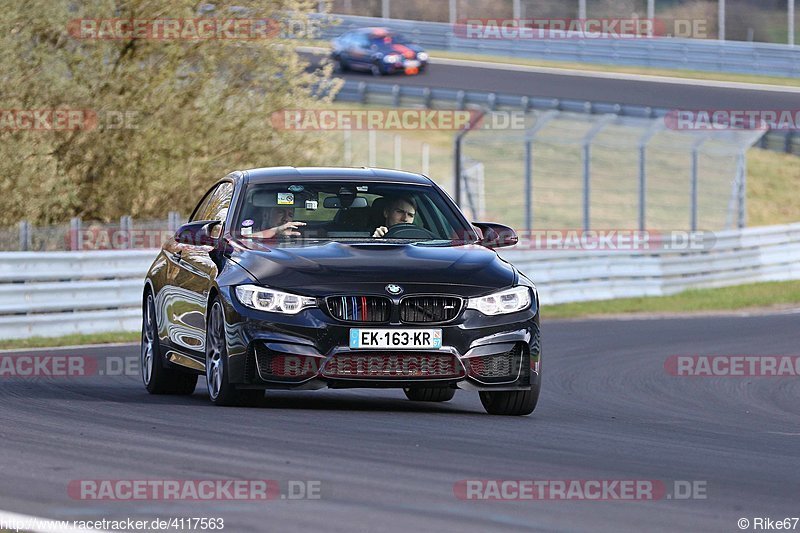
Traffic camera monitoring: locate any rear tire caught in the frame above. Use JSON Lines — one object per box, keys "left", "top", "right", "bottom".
{"left": 141, "top": 292, "right": 197, "bottom": 395}
{"left": 403, "top": 387, "right": 455, "bottom": 402}
{"left": 206, "top": 299, "right": 264, "bottom": 407}
{"left": 334, "top": 57, "right": 348, "bottom": 73}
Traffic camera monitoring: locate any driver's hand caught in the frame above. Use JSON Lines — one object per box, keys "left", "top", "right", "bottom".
{"left": 275, "top": 221, "right": 306, "bottom": 237}
{"left": 372, "top": 226, "right": 388, "bottom": 238}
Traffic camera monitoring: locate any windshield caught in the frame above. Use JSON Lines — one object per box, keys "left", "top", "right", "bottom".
{"left": 234, "top": 181, "right": 475, "bottom": 244}
{"left": 369, "top": 32, "right": 411, "bottom": 45}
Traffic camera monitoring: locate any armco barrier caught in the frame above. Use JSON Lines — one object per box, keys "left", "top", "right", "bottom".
{"left": 500, "top": 222, "right": 800, "bottom": 304}
{"left": 332, "top": 80, "right": 798, "bottom": 155}
{"left": 1, "top": 223, "right": 799, "bottom": 340}
{"left": 0, "top": 250, "right": 156, "bottom": 340}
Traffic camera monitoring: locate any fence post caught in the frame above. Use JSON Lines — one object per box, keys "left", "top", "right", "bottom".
{"left": 690, "top": 137, "right": 707, "bottom": 232}
{"left": 18, "top": 220, "right": 31, "bottom": 251}
{"left": 392, "top": 85, "right": 401, "bottom": 107}
{"left": 638, "top": 121, "right": 664, "bottom": 231}
{"left": 522, "top": 110, "right": 559, "bottom": 231}
{"left": 168, "top": 211, "right": 182, "bottom": 234}
{"left": 422, "top": 143, "right": 430, "bottom": 175}
{"left": 449, "top": 0, "right": 457, "bottom": 25}
{"left": 382, "top": 0, "right": 390, "bottom": 19}
{"left": 581, "top": 115, "right": 614, "bottom": 231}
{"left": 738, "top": 151, "right": 747, "bottom": 228}
{"left": 70, "top": 217, "right": 82, "bottom": 251}
{"left": 453, "top": 110, "right": 486, "bottom": 207}
{"left": 524, "top": 138, "right": 533, "bottom": 231}
{"left": 120, "top": 215, "right": 133, "bottom": 249}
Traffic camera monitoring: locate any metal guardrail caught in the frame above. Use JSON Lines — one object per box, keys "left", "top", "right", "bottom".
{"left": 0, "top": 251, "right": 156, "bottom": 339}
{"left": 333, "top": 80, "right": 799, "bottom": 155}
{"left": 321, "top": 14, "right": 800, "bottom": 78}
{"left": 501, "top": 222, "right": 800, "bottom": 304}
{"left": 2, "top": 223, "right": 800, "bottom": 339}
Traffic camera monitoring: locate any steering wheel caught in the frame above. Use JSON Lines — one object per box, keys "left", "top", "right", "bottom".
{"left": 383, "top": 223, "right": 436, "bottom": 239}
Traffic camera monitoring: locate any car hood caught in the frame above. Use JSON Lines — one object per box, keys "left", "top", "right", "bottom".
{"left": 228, "top": 240, "right": 516, "bottom": 297}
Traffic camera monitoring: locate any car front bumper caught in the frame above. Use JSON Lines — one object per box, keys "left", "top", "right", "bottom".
{"left": 219, "top": 286, "right": 540, "bottom": 392}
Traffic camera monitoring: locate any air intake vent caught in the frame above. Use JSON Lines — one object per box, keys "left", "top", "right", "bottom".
{"left": 400, "top": 296, "right": 462, "bottom": 324}
{"left": 327, "top": 296, "right": 391, "bottom": 323}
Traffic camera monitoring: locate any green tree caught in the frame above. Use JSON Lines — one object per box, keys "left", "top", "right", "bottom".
{"left": 0, "top": 0, "right": 341, "bottom": 225}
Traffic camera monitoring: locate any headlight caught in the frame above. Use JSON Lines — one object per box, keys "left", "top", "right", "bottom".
{"left": 466, "top": 286, "right": 533, "bottom": 316}
{"left": 234, "top": 284, "right": 316, "bottom": 315}
{"left": 417, "top": 52, "right": 429, "bottom": 61}
{"left": 383, "top": 54, "right": 401, "bottom": 64}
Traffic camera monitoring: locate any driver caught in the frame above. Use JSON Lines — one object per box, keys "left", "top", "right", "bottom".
{"left": 251, "top": 206, "right": 306, "bottom": 238}
{"left": 372, "top": 196, "right": 416, "bottom": 238}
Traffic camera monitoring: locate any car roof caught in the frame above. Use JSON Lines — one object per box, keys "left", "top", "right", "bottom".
{"left": 352, "top": 27, "right": 393, "bottom": 35}
{"left": 241, "top": 167, "right": 434, "bottom": 186}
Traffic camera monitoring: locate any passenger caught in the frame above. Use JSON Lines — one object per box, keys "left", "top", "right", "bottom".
{"left": 251, "top": 207, "right": 306, "bottom": 238}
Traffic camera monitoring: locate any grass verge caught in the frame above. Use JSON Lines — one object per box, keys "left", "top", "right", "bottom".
{"left": 0, "top": 331, "right": 139, "bottom": 351}
{"left": 543, "top": 280, "right": 800, "bottom": 319}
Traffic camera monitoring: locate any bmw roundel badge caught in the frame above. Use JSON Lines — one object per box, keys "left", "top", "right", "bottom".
{"left": 385, "top": 284, "right": 403, "bottom": 295}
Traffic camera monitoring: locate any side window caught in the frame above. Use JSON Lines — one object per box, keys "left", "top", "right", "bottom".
{"left": 206, "top": 182, "right": 234, "bottom": 222}
{"left": 190, "top": 182, "right": 233, "bottom": 222}
{"left": 355, "top": 34, "right": 370, "bottom": 49}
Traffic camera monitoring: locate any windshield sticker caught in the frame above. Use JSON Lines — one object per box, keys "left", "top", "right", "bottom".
{"left": 288, "top": 185, "right": 304, "bottom": 193}
{"left": 241, "top": 226, "right": 252, "bottom": 236}
{"left": 277, "top": 192, "right": 294, "bottom": 205}
{"left": 305, "top": 200, "right": 318, "bottom": 210}
{"left": 356, "top": 186, "right": 369, "bottom": 192}
{"left": 241, "top": 219, "right": 254, "bottom": 227}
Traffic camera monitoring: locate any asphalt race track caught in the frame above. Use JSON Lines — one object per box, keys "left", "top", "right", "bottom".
{"left": 311, "top": 55, "right": 800, "bottom": 110}
{"left": 1, "top": 313, "right": 799, "bottom": 532}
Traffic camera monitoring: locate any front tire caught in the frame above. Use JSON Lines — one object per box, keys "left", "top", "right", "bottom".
{"left": 206, "top": 299, "right": 263, "bottom": 407}
{"left": 403, "top": 387, "right": 455, "bottom": 402}
{"left": 141, "top": 292, "right": 197, "bottom": 395}
{"left": 370, "top": 62, "right": 383, "bottom": 76}
{"left": 479, "top": 389, "right": 537, "bottom": 416}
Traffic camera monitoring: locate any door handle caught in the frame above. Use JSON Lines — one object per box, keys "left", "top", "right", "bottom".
{"left": 171, "top": 250, "right": 182, "bottom": 262}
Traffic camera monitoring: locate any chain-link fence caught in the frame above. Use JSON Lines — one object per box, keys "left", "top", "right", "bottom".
{"left": 4, "top": 213, "right": 185, "bottom": 252}
{"left": 455, "top": 110, "right": 765, "bottom": 231}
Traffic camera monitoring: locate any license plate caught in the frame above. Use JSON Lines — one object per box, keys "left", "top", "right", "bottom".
{"left": 349, "top": 328, "right": 442, "bottom": 349}
{"left": 404, "top": 60, "right": 420, "bottom": 68}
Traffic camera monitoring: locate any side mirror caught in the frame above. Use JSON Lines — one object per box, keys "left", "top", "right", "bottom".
{"left": 472, "top": 222, "right": 518, "bottom": 249}
{"left": 175, "top": 220, "right": 222, "bottom": 247}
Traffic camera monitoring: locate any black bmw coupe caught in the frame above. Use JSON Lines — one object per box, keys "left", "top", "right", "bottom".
{"left": 141, "top": 167, "right": 541, "bottom": 415}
